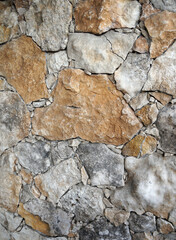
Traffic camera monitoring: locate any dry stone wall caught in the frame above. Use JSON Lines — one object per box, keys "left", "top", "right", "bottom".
{"left": 0, "top": 0, "right": 176, "bottom": 239}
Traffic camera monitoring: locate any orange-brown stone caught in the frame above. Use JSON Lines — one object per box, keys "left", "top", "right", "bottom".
{"left": 136, "top": 104, "right": 158, "bottom": 126}
{"left": 141, "top": 135, "right": 157, "bottom": 156}
{"left": 0, "top": 36, "right": 49, "bottom": 103}
{"left": 20, "top": 168, "right": 33, "bottom": 184}
{"left": 133, "top": 36, "right": 149, "bottom": 53}
{"left": 74, "top": 0, "right": 141, "bottom": 34}
{"left": 122, "top": 135, "right": 145, "bottom": 157}
{"left": 32, "top": 69, "right": 142, "bottom": 146}
{"left": 150, "top": 92, "right": 172, "bottom": 106}
{"left": 140, "top": 3, "right": 160, "bottom": 21}
{"left": 145, "top": 11, "right": 176, "bottom": 58}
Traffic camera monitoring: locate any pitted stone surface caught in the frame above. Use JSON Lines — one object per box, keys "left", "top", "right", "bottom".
{"left": 151, "top": 0, "right": 176, "bottom": 12}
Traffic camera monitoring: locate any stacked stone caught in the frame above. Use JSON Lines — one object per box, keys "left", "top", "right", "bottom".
{"left": 0, "top": 0, "right": 176, "bottom": 239}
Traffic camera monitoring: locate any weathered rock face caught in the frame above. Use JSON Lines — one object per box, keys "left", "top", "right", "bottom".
{"left": 0, "top": 36, "right": 48, "bottom": 103}
{"left": 0, "top": 92, "right": 30, "bottom": 155}
{"left": 151, "top": 0, "right": 176, "bottom": 12}
{"left": 60, "top": 184, "right": 105, "bottom": 222}
{"left": 74, "top": 0, "right": 141, "bottom": 34}
{"left": 156, "top": 104, "right": 176, "bottom": 153}
{"left": 105, "top": 208, "right": 130, "bottom": 227}
{"left": 14, "top": 141, "right": 52, "bottom": 175}
{"left": 157, "top": 218, "right": 174, "bottom": 234}
{"left": 25, "top": 0, "right": 72, "bottom": 51}
{"left": 145, "top": 11, "right": 176, "bottom": 58}
{"left": 0, "top": 151, "right": 22, "bottom": 212}
{"left": 32, "top": 69, "right": 142, "bottom": 145}
{"left": 115, "top": 53, "right": 150, "bottom": 98}
{"left": 35, "top": 158, "right": 81, "bottom": 204}
{"left": 51, "top": 141, "right": 74, "bottom": 163}
{"left": 14, "top": 0, "right": 29, "bottom": 15}
{"left": 111, "top": 153, "right": 176, "bottom": 218}
{"left": 0, "top": 224, "right": 10, "bottom": 240}
{"left": 140, "top": 3, "right": 161, "bottom": 21}
{"left": 11, "top": 226, "right": 42, "bottom": 240}
{"left": 143, "top": 42, "right": 176, "bottom": 97}
{"left": 77, "top": 143, "right": 124, "bottom": 186}
{"left": 46, "top": 51, "right": 68, "bottom": 75}
{"left": 136, "top": 104, "right": 158, "bottom": 126}
{"left": 133, "top": 36, "right": 149, "bottom": 53}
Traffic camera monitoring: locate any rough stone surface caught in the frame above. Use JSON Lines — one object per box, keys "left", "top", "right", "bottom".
{"left": 157, "top": 218, "right": 174, "bottom": 234}
{"left": 136, "top": 104, "right": 158, "bottom": 126}
{"left": 143, "top": 42, "right": 176, "bottom": 97}
{"left": 14, "top": 141, "right": 51, "bottom": 175}
{"left": 145, "top": 11, "right": 176, "bottom": 58}
{"left": 79, "top": 217, "right": 131, "bottom": 240}
{"left": 74, "top": 0, "right": 141, "bottom": 34}
{"left": 35, "top": 158, "right": 81, "bottom": 204}
{"left": 115, "top": 53, "right": 150, "bottom": 98}
{"left": 0, "top": 92, "right": 30, "bottom": 155}
{"left": 150, "top": 92, "right": 172, "bottom": 106}
{"left": 105, "top": 208, "right": 130, "bottom": 227}
{"left": 133, "top": 36, "right": 149, "bottom": 53}
{"left": 169, "top": 208, "right": 176, "bottom": 227}
{"left": 0, "top": 151, "right": 22, "bottom": 212}
{"left": 60, "top": 184, "right": 105, "bottom": 222}
{"left": 111, "top": 153, "right": 176, "bottom": 218}
{"left": 32, "top": 69, "right": 142, "bottom": 146}
{"left": 129, "top": 212, "right": 156, "bottom": 233}
{"left": 77, "top": 142, "right": 124, "bottom": 186}
{"left": 151, "top": 0, "right": 176, "bottom": 12}
{"left": 51, "top": 141, "right": 74, "bottom": 163}
{"left": 140, "top": 3, "right": 160, "bottom": 21}
{"left": 67, "top": 33, "right": 123, "bottom": 74}
{"left": 129, "top": 93, "right": 149, "bottom": 111}
{"left": 132, "top": 232, "right": 154, "bottom": 240}
{"left": 0, "top": 224, "right": 11, "bottom": 240}
{"left": 0, "top": 36, "right": 48, "bottom": 103}
{"left": 12, "top": 226, "right": 43, "bottom": 240}
{"left": 25, "top": 0, "right": 72, "bottom": 51}
{"left": 14, "top": 0, "right": 29, "bottom": 15}
{"left": 156, "top": 104, "right": 176, "bottom": 154}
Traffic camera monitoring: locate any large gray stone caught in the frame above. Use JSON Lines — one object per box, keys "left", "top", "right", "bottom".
{"left": 156, "top": 104, "right": 176, "bottom": 153}
{"left": 151, "top": 0, "right": 176, "bottom": 12}
{"left": 12, "top": 226, "right": 42, "bottom": 240}
{"left": 25, "top": 0, "right": 72, "bottom": 51}
{"left": 67, "top": 33, "right": 123, "bottom": 74}
{"left": 51, "top": 141, "right": 74, "bottom": 164}
{"left": 77, "top": 143, "right": 124, "bottom": 187}
{"left": 60, "top": 184, "right": 105, "bottom": 222}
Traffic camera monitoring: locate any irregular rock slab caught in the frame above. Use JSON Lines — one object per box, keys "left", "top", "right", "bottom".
{"left": 12, "top": 226, "right": 42, "bottom": 240}
{"left": 0, "top": 36, "right": 48, "bottom": 103}
{"left": 0, "top": 224, "right": 10, "bottom": 240}
{"left": 18, "top": 199, "right": 71, "bottom": 236}
{"left": 77, "top": 142, "right": 124, "bottom": 187}
{"left": 111, "top": 153, "right": 176, "bottom": 218}
{"left": 157, "top": 218, "right": 174, "bottom": 234}
{"left": 133, "top": 36, "right": 149, "bottom": 53}
{"left": 0, "top": 92, "right": 30, "bottom": 155}
{"left": 136, "top": 104, "right": 158, "bottom": 126}
{"left": 14, "top": 0, "right": 29, "bottom": 15}
{"left": 67, "top": 33, "right": 123, "bottom": 74}
{"left": 156, "top": 104, "right": 176, "bottom": 153}
{"left": 129, "top": 93, "right": 149, "bottom": 111}
{"left": 35, "top": 158, "right": 81, "bottom": 204}
{"left": 60, "top": 184, "right": 104, "bottom": 222}
{"left": 129, "top": 212, "right": 156, "bottom": 233}
{"left": 15, "top": 141, "right": 51, "bottom": 175}
{"left": 32, "top": 69, "right": 142, "bottom": 145}
{"left": 0, "top": 151, "right": 22, "bottom": 212}
{"left": 140, "top": 3, "right": 161, "bottom": 21}
{"left": 150, "top": 92, "right": 172, "bottom": 106}
{"left": 155, "top": 233, "right": 176, "bottom": 240}
{"left": 74, "top": 0, "right": 141, "bottom": 34}
{"left": 51, "top": 141, "right": 74, "bottom": 163}
{"left": 79, "top": 218, "right": 131, "bottom": 240}
{"left": 105, "top": 208, "right": 130, "bottom": 227}
{"left": 132, "top": 232, "right": 154, "bottom": 240}
{"left": 115, "top": 53, "right": 150, "bottom": 98}
{"left": 143, "top": 42, "right": 176, "bottom": 97}
{"left": 169, "top": 208, "right": 176, "bottom": 227}
{"left": 151, "top": 0, "right": 176, "bottom": 12}
{"left": 145, "top": 11, "right": 176, "bottom": 58}
{"left": 25, "top": 0, "right": 72, "bottom": 51}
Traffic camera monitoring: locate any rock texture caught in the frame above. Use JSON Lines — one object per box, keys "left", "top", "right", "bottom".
{"left": 74, "top": 0, "right": 141, "bottom": 34}
{"left": 105, "top": 208, "right": 130, "bottom": 227}
{"left": 14, "top": 0, "right": 29, "bottom": 15}
{"left": 151, "top": 0, "right": 176, "bottom": 12}
{"left": 32, "top": 69, "right": 142, "bottom": 145}
{"left": 0, "top": 36, "right": 48, "bottom": 103}
{"left": 0, "top": 92, "right": 30, "bottom": 155}
{"left": 143, "top": 41, "right": 176, "bottom": 97}
{"left": 133, "top": 36, "right": 149, "bottom": 53}
{"left": 46, "top": 51, "right": 68, "bottom": 75}
{"left": 25, "top": 0, "right": 72, "bottom": 51}
{"left": 145, "top": 11, "right": 176, "bottom": 58}
{"left": 136, "top": 104, "right": 158, "bottom": 126}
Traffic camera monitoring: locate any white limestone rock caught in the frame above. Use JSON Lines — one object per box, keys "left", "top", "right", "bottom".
{"left": 46, "top": 51, "right": 68, "bottom": 74}
{"left": 143, "top": 42, "right": 176, "bottom": 97}
{"left": 67, "top": 33, "right": 123, "bottom": 74}
{"left": 151, "top": 0, "right": 176, "bottom": 12}
{"left": 115, "top": 53, "right": 150, "bottom": 98}
{"left": 25, "top": 0, "right": 72, "bottom": 51}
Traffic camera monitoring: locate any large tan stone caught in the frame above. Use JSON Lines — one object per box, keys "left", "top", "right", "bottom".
{"left": 74, "top": 0, "right": 141, "bottom": 34}
{"left": 140, "top": 3, "right": 160, "bottom": 21}
{"left": 0, "top": 36, "right": 48, "bottom": 103}
{"left": 32, "top": 69, "right": 142, "bottom": 146}
{"left": 145, "top": 11, "right": 176, "bottom": 58}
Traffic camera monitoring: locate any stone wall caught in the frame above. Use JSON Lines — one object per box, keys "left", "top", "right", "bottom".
{"left": 0, "top": 0, "right": 176, "bottom": 239}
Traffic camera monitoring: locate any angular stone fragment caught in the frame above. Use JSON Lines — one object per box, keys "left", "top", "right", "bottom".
{"left": 20, "top": 169, "right": 33, "bottom": 184}
{"left": 15, "top": 141, "right": 51, "bottom": 175}
{"left": 111, "top": 153, "right": 176, "bottom": 218}
{"left": 151, "top": 0, "right": 176, "bottom": 12}
{"left": 60, "top": 184, "right": 105, "bottom": 222}
{"left": 51, "top": 141, "right": 74, "bottom": 163}
{"left": 115, "top": 53, "right": 150, "bottom": 98}
{"left": 67, "top": 33, "right": 123, "bottom": 74}
{"left": 136, "top": 104, "right": 158, "bottom": 126}
{"left": 129, "top": 212, "right": 156, "bottom": 233}
{"left": 105, "top": 208, "right": 130, "bottom": 227}
{"left": 0, "top": 36, "right": 48, "bottom": 103}
{"left": 150, "top": 92, "right": 172, "bottom": 106}
{"left": 140, "top": 3, "right": 161, "bottom": 21}
{"left": 169, "top": 208, "right": 176, "bottom": 227}
{"left": 77, "top": 142, "right": 124, "bottom": 186}
{"left": 0, "top": 92, "right": 30, "bottom": 155}
{"left": 129, "top": 93, "right": 149, "bottom": 111}
{"left": 133, "top": 36, "right": 149, "bottom": 53}
{"left": 25, "top": 0, "right": 72, "bottom": 51}
{"left": 14, "top": 0, "right": 29, "bottom": 15}
{"left": 141, "top": 135, "right": 157, "bottom": 156}
{"left": 74, "top": 0, "right": 141, "bottom": 34}
{"left": 157, "top": 218, "right": 174, "bottom": 234}
{"left": 145, "top": 11, "right": 176, "bottom": 58}
{"left": 35, "top": 159, "right": 81, "bottom": 204}
{"left": 32, "top": 69, "right": 142, "bottom": 145}
{"left": 143, "top": 42, "right": 176, "bottom": 97}
{"left": 156, "top": 104, "right": 176, "bottom": 153}
{"left": 0, "top": 151, "right": 22, "bottom": 212}
{"left": 79, "top": 218, "right": 131, "bottom": 240}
